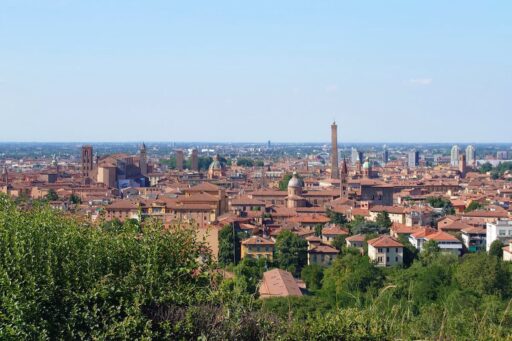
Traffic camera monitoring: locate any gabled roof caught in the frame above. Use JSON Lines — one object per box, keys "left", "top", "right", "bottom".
{"left": 346, "top": 234, "right": 366, "bottom": 242}
{"left": 322, "top": 225, "right": 349, "bottom": 236}
{"left": 259, "top": 269, "right": 303, "bottom": 298}
{"left": 439, "top": 220, "right": 474, "bottom": 232}
{"left": 241, "top": 236, "right": 275, "bottom": 246}
{"left": 186, "top": 182, "right": 220, "bottom": 192}
{"left": 410, "top": 227, "right": 437, "bottom": 239}
{"left": 425, "top": 231, "right": 461, "bottom": 242}
{"left": 308, "top": 244, "right": 339, "bottom": 254}
{"left": 367, "top": 235, "right": 404, "bottom": 248}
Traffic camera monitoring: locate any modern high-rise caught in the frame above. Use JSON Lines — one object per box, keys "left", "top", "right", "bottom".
{"left": 351, "top": 148, "right": 363, "bottom": 166}
{"left": 191, "top": 149, "right": 199, "bottom": 171}
{"left": 175, "top": 149, "right": 184, "bottom": 170}
{"left": 408, "top": 150, "right": 419, "bottom": 168}
{"left": 383, "top": 148, "right": 389, "bottom": 165}
{"left": 81, "top": 145, "right": 94, "bottom": 177}
{"left": 451, "top": 145, "right": 460, "bottom": 167}
{"left": 465, "top": 145, "right": 476, "bottom": 167}
{"left": 351, "top": 148, "right": 358, "bottom": 165}
{"left": 331, "top": 121, "right": 339, "bottom": 179}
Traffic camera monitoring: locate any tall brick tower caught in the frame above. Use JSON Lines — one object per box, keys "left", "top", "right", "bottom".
{"left": 175, "top": 149, "right": 184, "bottom": 171}
{"left": 81, "top": 145, "right": 93, "bottom": 177}
{"left": 340, "top": 158, "right": 348, "bottom": 199}
{"left": 191, "top": 149, "right": 199, "bottom": 171}
{"left": 331, "top": 121, "right": 339, "bottom": 179}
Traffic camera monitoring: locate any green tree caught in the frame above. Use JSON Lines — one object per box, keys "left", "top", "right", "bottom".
{"left": 46, "top": 189, "right": 59, "bottom": 201}
{"left": 464, "top": 201, "right": 484, "bottom": 212}
{"left": 322, "top": 254, "right": 383, "bottom": 307}
{"left": 233, "top": 257, "right": 267, "bottom": 295}
{"left": 0, "top": 194, "right": 212, "bottom": 340}
{"left": 301, "top": 264, "right": 324, "bottom": 291}
{"left": 218, "top": 224, "right": 241, "bottom": 266}
{"left": 489, "top": 239, "right": 504, "bottom": 258}
{"left": 278, "top": 173, "right": 293, "bottom": 191}
{"left": 326, "top": 209, "right": 348, "bottom": 225}
{"left": 331, "top": 235, "right": 346, "bottom": 252}
{"left": 479, "top": 162, "right": 493, "bottom": 173}
{"left": 376, "top": 211, "right": 392, "bottom": 229}
{"left": 236, "top": 158, "right": 254, "bottom": 167}
{"left": 420, "top": 240, "right": 441, "bottom": 264}
{"left": 69, "top": 194, "right": 81, "bottom": 205}
{"left": 398, "top": 235, "right": 419, "bottom": 267}
{"left": 314, "top": 224, "right": 323, "bottom": 237}
{"left": 274, "top": 230, "right": 308, "bottom": 276}
{"left": 454, "top": 253, "right": 510, "bottom": 297}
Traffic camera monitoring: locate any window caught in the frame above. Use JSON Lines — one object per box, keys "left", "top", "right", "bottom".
{"left": 395, "top": 256, "right": 398, "bottom": 262}
{"left": 386, "top": 256, "right": 389, "bottom": 262}
{"left": 378, "top": 256, "right": 383, "bottom": 262}
{"left": 378, "top": 248, "right": 383, "bottom": 253}
{"left": 499, "top": 230, "right": 506, "bottom": 236}
{"left": 396, "top": 248, "right": 398, "bottom": 252}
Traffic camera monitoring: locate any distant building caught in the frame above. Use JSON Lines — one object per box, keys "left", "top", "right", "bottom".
{"left": 81, "top": 145, "right": 94, "bottom": 177}
{"left": 408, "top": 150, "right": 419, "bottom": 168}
{"left": 486, "top": 220, "right": 512, "bottom": 251}
{"left": 340, "top": 159, "right": 348, "bottom": 199}
{"left": 139, "top": 143, "right": 147, "bottom": 176}
{"left": 175, "top": 149, "right": 184, "bottom": 170}
{"left": 367, "top": 235, "right": 404, "bottom": 267}
{"left": 241, "top": 236, "right": 274, "bottom": 260}
{"left": 451, "top": 145, "right": 460, "bottom": 167}
{"left": 331, "top": 121, "right": 339, "bottom": 179}
{"left": 287, "top": 172, "right": 306, "bottom": 208}
{"left": 461, "top": 226, "right": 486, "bottom": 253}
{"left": 191, "top": 149, "right": 199, "bottom": 171}
{"left": 351, "top": 148, "right": 363, "bottom": 166}
{"left": 383, "top": 148, "right": 389, "bottom": 164}
{"left": 465, "top": 145, "right": 476, "bottom": 167}
{"left": 207, "top": 155, "right": 226, "bottom": 179}
{"left": 497, "top": 150, "right": 509, "bottom": 160}
{"left": 458, "top": 154, "right": 466, "bottom": 176}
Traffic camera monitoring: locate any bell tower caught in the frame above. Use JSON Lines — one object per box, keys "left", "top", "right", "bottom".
{"left": 81, "top": 145, "right": 93, "bottom": 177}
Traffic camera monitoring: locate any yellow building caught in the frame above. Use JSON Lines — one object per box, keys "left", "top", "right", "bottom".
{"left": 241, "top": 236, "right": 275, "bottom": 260}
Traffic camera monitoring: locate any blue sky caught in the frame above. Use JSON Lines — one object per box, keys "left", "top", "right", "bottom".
{"left": 0, "top": 1, "right": 511, "bottom": 142}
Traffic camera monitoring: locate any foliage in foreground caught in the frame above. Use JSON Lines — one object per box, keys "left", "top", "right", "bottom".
{"left": 2, "top": 194, "right": 512, "bottom": 340}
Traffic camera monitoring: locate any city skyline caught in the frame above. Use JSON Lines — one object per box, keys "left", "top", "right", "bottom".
{"left": 1, "top": 1, "right": 511, "bottom": 142}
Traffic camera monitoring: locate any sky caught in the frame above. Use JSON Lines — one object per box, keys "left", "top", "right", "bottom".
{"left": 0, "top": 0, "right": 511, "bottom": 143}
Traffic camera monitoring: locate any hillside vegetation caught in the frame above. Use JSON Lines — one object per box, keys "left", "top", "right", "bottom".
{"left": 1, "top": 195, "right": 512, "bottom": 340}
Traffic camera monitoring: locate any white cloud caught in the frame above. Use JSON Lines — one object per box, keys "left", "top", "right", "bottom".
{"left": 409, "top": 78, "right": 433, "bottom": 86}
{"left": 325, "top": 84, "right": 338, "bottom": 93}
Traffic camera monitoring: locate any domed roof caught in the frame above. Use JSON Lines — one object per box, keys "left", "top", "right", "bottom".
{"left": 288, "top": 172, "right": 302, "bottom": 188}
{"left": 209, "top": 155, "right": 224, "bottom": 170}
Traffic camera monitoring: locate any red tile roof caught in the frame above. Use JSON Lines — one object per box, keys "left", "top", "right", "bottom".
{"left": 367, "top": 235, "right": 404, "bottom": 248}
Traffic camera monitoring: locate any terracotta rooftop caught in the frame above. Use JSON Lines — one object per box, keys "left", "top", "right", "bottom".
{"left": 367, "top": 235, "right": 404, "bottom": 248}
{"left": 308, "top": 244, "right": 339, "bottom": 254}
{"left": 425, "top": 231, "right": 460, "bottom": 242}
{"left": 259, "top": 269, "right": 303, "bottom": 298}
{"left": 241, "top": 236, "right": 275, "bottom": 246}
{"left": 346, "top": 234, "right": 366, "bottom": 242}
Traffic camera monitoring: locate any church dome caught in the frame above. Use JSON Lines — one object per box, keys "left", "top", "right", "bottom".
{"left": 288, "top": 172, "right": 302, "bottom": 188}
{"left": 208, "top": 155, "right": 224, "bottom": 171}
{"left": 362, "top": 157, "right": 371, "bottom": 169}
